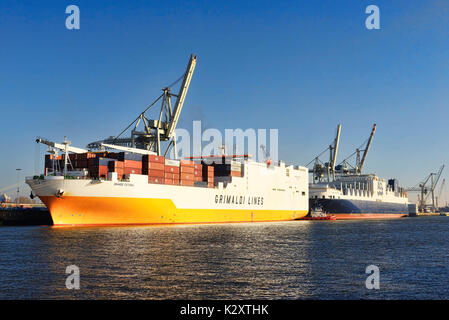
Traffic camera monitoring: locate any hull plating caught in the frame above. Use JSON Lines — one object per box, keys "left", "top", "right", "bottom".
{"left": 310, "top": 198, "right": 408, "bottom": 219}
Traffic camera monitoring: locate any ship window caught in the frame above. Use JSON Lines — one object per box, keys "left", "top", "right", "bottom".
{"left": 302, "top": 191, "right": 305, "bottom": 196}
{"left": 322, "top": 195, "right": 325, "bottom": 199}
{"left": 315, "top": 196, "right": 318, "bottom": 199}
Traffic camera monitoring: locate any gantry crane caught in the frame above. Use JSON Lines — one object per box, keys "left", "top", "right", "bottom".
{"left": 408, "top": 165, "right": 445, "bottom": 213}
{"left": 87, "top": 54, "right": 197, "bottom": 157}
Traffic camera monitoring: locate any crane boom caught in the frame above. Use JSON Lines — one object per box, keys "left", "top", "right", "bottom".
{"left": 433, "top": 165, "right": 445, "bottom": 188}
{"left": 36, "top": 137, "right": 88, "bottom": 154}
{"left": 166, "top": 54, "right": 197, "bottom": 138}
{"left": 331, "top": 124, "right": 341, "bottom": 176}
{"left": 358, "top": 124, "right": 376, "bottom": 173}
{"left": 438, "top": 179, "right": 446, "bottom": 199}
{"left": 101, "top": 143, "right": 157, "bottom": 155}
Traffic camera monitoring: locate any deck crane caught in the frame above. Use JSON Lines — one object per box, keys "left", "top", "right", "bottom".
{"left": 36, "top": 137, "right": 88, "bottom": 175}
{"left": 87, "top": 54, "right": 197, "bottom": 158}
{"left": 408, "top": 165, "right": 445, "bottom": 213}
{"left": 307, "top": 124, "right": 341, "bottom": 183}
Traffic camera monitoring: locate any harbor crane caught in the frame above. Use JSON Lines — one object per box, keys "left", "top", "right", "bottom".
{"left": 307, "top": 124, "right": 341, "bottom": 183}
{"left": 336, "top": 124, "right": 376, "bottom": 175}
{"left": 407, "top": 165, "right": 445, "bottom": 213}
{"left": 87, "top": 54, "right": 197, "bottom": 158}
{"left": 436, "top": 178, "right": 446, "bottom": 210}
{"left": 307, "top": 124, "right": 376, "bottom": 183}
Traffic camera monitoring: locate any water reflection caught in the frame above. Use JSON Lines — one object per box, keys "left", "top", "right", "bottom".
{"left": 1, "top": 217, "right": 449, "bottom": 299}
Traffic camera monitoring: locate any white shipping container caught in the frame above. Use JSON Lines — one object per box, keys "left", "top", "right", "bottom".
{"left": 165, "top": 159, "right": 181, "bottom": 167}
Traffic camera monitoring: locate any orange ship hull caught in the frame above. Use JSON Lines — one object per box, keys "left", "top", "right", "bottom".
{"left": 40, "top": 196, "right": 308, "bottom": 226}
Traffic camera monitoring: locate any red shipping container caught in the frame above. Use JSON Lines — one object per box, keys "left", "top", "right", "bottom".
{"left": 165, "top": 166, "right": 180, "bottom": 173}
{"left": 180, "top": 173, "right": 193, "bottom": 181}
{"left": 124, "top": 160, "right": 142, "bottom": 169}
{"left": 180, "top": 166, "right": 194, "bottom": 174}
{"left": 147, "top": 169, "right": 165, "bottom": 178}
{"left": 165, "top": 173, "right": 181, "bottom": 180}
{"left": 208, "top": 182, "right": 214, "bottom": 188}
{"left": 194, "top": 176, "right": 203, "bottom": 182}
{"left": 143, "top": 155, "right": 165, "bottom": 164}
{"left": 145, "top": 162, "right": 165, "bottom": 171}
{"left": 194, "top": 163, "right": 202, "bottom": 170}
{"left": 180, "top": 160, "right": 194, "bottom": 167}
{"left": 148, "top": 177, "right": 165, "bottom": 184}
{"left": 194, "top": 170, "right": 202, "bottom": 176}
{"left": 180, "top": 180, "right": 194, "bottom": 186}
{"left": 230, "top": 171, "right": 242, "bottom": 177}
{"left": 124, "top": 168, "right": 142, "bottom": 175}
{"left": 165, "top": 179, "right": 180, "bottom": 185}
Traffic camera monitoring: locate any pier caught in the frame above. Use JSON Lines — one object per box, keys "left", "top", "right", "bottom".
{"left": 0, "top": 205, "right": 52, "bottom": 226}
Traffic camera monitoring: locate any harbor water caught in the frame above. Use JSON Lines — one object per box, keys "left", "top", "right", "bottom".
{"left": 1, "top": 216, "right": 449, "bottom": 299}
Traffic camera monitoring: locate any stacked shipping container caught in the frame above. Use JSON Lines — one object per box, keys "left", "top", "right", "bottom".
{"left": 180, "top": 160, "right": 195, "bottom": 186}
{"left": 202, "top": 164, "right": 215, "bottom": 188}
{"left": 143, "top": 155, "right": 165, "bottom": 184}
{"left": 44, "top": 152, "right": 222, "bottom": 188}
{"left": 165, "top": 159, "right": 180, "bottom": 185}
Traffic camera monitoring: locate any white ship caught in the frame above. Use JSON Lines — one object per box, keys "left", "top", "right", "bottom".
{"left": 308, "top": 124, "right": 409, "bottom": 219}
{"left": 26, "top": 157, "right": 309, "bottom": 226}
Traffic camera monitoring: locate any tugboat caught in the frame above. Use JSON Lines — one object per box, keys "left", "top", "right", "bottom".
{"left": 300, "top": 206, "right": 336, "bottom": 220}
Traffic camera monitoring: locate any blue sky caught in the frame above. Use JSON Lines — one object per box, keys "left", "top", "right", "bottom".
{"left": 0, "top": 0, "right": 448, "bottom": 202}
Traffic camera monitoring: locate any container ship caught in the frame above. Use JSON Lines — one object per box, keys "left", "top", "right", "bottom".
{"left": 26, "top": 55, "right": 309, "bottom": 226}
{"left": 308, "top": 124, "right": 409, "bottom": 219}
